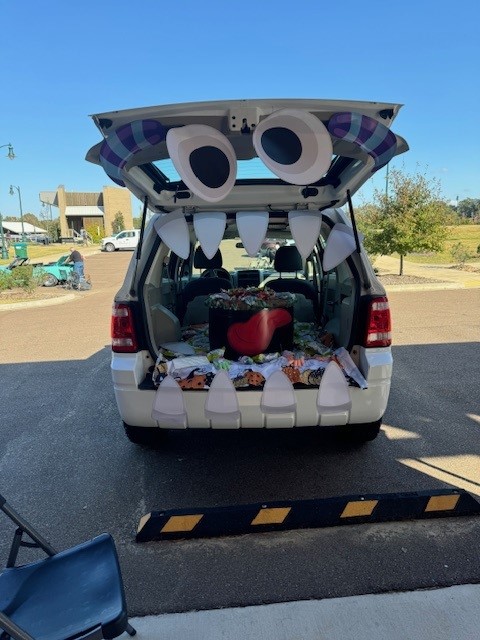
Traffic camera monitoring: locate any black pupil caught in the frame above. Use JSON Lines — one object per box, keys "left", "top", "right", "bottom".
{"left": 189, "top": 146, "right": 230, "bottom": 189}
{"left": 261, "top": 127, "right": 302, "bottom": 165}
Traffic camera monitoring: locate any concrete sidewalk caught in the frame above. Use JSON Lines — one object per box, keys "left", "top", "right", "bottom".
{"left": 127, "top": 584, "right": 480, "bottom": 639}
{"left": 375, "top": 255, "right": 480, "bottom": 290}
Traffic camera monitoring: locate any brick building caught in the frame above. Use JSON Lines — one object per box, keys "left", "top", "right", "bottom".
{"left": 39, "top": 185, "right": 133, "bottom": 239}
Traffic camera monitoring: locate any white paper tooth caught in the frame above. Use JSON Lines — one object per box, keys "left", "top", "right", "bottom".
{"left": 322, "top": 223, "right": 357, "bottom": 271}
{"left": 236, "top": 211, "right": 268, "bottom": 257}
{"left": 288, "top": 210, "right": 322, "bottom": 259}
{"left": 193, "top": 211, "right": 226, "bottom": 260}
{"left": 316, "top": 361, "right": 352, "bottom": 413}
{"left": 204, "top": 371, "right": 240, "bottom": 419}
{"left": 154, "top": 209, "right": 190, "bottom": 260}
{"left": 151, "top": 375, "right": 187, "bottom": 427}
{"left": 261, "top": 371, "right": 296, "bottom": 414}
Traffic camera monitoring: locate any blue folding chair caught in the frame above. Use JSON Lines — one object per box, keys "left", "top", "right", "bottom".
{"left": 0, "top": 493, "right": 136, "bottom": 640}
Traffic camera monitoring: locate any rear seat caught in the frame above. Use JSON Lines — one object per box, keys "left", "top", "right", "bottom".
{"left": 266, "top": 246, "right": 318, "bottom": 323}
{"left": 178, "top": 247, "right": 232, "bottom": 325}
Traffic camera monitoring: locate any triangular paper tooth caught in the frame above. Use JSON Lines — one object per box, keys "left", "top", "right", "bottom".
{"left": 261, "top": 371, "right": 296, "bottom": 414}
{"left": 193, "top": 211, "right": 226, "bottom": 260}
{"left": 322, "top": 223, "right": 357, "bottom": 271}
{"left": 166, "top": 124, "right": 237, "bottom": 202}
{"left": 204, "top": 371, "right": 240, "bottom": 419}
{"left": 288, "top": 210, "right": 322, "bottom": 259}
{"left": 151, "top": 375, "right": 187, "bottom": 426}
{"left": 154, "top": 209, "right": 190, "bottom": 260}
{"left": 316, "top": 361, "right": 352, "bottom": 413}
{"left": 236, "top": 211, "right": 268, "bottom": 257}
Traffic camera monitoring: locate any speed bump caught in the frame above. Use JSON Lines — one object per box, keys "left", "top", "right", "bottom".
{"left": 136, "top": 488, "right": 480, "bottom": 542}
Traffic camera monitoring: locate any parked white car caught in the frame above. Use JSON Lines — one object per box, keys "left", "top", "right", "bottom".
{"left": 87, "top": 98, "right": 408, "bottom": 446}
{"left": 102, "top": 230, "right": 140, "bottom": 252}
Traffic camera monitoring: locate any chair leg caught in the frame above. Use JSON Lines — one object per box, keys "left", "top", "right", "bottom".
{"left": 126, "top": 622, "right": 137, "bottom": 636}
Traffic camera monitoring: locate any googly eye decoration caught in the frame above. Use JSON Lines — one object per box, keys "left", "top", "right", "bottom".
{"left": 328, "top": 112, "right": 398, "bottom": 172}
{"left": 99, "top": 119, "right": 168, "bottom": 186}
{"left": 166, "top": 125, "right": 237, "bottom": 202}
{"left": 253, "top": 109, "right": 333, "bottom": 185}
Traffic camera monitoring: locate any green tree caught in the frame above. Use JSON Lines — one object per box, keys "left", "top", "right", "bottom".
{"left": 23, "top": 213, "right": 45, "bottom": 228}
{"left": 357, "top": 168, "right": 447, "bottom": 275}
{"left": 49, "top": 219, "right": 61, "bottom": 242}
{"left": 85, "top": 223, "right": 103, "bottom": 243}
{"left": 132, "top": 217, "right": 142, "bottom": 229}
{"left": 457, "top": 198, "right": 480, "bottom": 220}
{"left": 112, "top": 211, "right": 125, "bottom": 234}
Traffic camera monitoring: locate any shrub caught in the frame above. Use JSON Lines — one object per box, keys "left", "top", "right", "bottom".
{"left": 85, "top": 223, "right": 103, "bottom": 244}
{"left": 112, "top": 212, "right": 125, "bottom": 234}
{"left": 11, "top": 265, "right": 38, "bottom": 291}
{"left": 0, "top": 271, "right": 13, "bottom": 291}
{"left": 0, "top": 266, "right": 41, "bottom": 292}
{"left": 450, "top": 242, "right": 470, "bottom": 264}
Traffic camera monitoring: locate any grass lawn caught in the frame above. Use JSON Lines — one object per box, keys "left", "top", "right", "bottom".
{"left": 0, "top": 242, "right": 99, "bottom": 267}
{"left": 400, "top": 225, "right": 480, "bottom": 265}
{"left": 2, "top": 226, "right": 478, "bottom": 268}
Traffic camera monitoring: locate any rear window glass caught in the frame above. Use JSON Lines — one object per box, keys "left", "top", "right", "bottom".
{"left": 154, "top": 157, "right": 278, "bottom": 182}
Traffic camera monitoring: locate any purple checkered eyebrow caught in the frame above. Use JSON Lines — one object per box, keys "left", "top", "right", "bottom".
{"left": 99, "top": 119, "right": 168, "bottom": 186}
{"left": 328, "top": 112, "right": 398, "bottom": 172}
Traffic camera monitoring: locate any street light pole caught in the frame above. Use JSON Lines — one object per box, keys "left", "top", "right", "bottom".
{"left": 1, "top": 143, "right": 15, "bottom": 259}
{"left": 0, "top": 212, "right": 8, "bottom": 260}
{"left": 1, "top": 143, "right": 15, "bottom": 160}
{"left": 9, "top": 185, "right": 25, "bottom": 241}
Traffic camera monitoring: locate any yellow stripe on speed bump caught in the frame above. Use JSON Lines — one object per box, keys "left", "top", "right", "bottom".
{"left": 425, "top": 494, "right": 460, "bottom": 512}
{"left": 251, "top": 507, "right": 291, "bottom": 525}
{"left": 341, "top": 500, "right": 378, "bottom": 518}
{"left": 160, "top": 514, "right": 203, "bottom": 533}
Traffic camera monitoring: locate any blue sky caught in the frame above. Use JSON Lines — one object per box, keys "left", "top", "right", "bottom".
{"left": 1, "top": 0, "right": 479, "bottom": 220}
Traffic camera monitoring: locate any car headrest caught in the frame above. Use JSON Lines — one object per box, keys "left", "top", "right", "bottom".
{"left": 194, "top": 246, "right": 223, "bottom": 269}
{"left": 274, "top": 246, "right": 303, "bottom": 272}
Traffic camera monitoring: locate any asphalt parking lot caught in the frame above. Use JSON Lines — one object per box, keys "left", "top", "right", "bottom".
{"left": 0, "top": 251, "right": 479, "bottom": 617}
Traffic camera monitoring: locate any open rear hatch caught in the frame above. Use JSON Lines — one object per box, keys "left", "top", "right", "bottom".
{"left": 94, "top": 99, "right": 405, "bottom": 428}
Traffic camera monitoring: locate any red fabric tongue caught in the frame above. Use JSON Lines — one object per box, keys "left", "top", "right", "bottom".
{"left": 227, "top": 308, "right": 291, "bottom": 356}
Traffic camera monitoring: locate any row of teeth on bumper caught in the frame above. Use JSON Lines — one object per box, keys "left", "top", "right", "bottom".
{"left": 152, "top": 362, "right": 351, "bottom": 427}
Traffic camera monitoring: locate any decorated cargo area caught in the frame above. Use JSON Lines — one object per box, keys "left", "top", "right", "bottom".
{"left": 91, "top": 98, "right": 403, "bottom": 436}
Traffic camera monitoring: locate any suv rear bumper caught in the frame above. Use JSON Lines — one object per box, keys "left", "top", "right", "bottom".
{"left": 112, "top": 348, "right": 392, "bottom": 429}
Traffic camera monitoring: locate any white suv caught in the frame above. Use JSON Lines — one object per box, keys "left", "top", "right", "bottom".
{"left": 102, "top": 230, "right": 140, "bottom": 252}
{"left": 86, "top": 98, "right": 408, "bottom": 446}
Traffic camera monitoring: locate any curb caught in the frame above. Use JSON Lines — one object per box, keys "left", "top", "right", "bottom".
{"left": 136, "top": 488, "right": 480, "bottom": 542}
{"left": 0, "top": 293, "right": 76, "bottom": 311}
{"left": 383, "top": 282, "right": 464, "bottom": 292}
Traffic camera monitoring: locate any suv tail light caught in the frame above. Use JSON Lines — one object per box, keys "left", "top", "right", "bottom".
{"left": 364, "top": 296, "right": 392, "bottom": 347}
{"left": 111, "top": 303, "right": 138, "bottom": 353}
